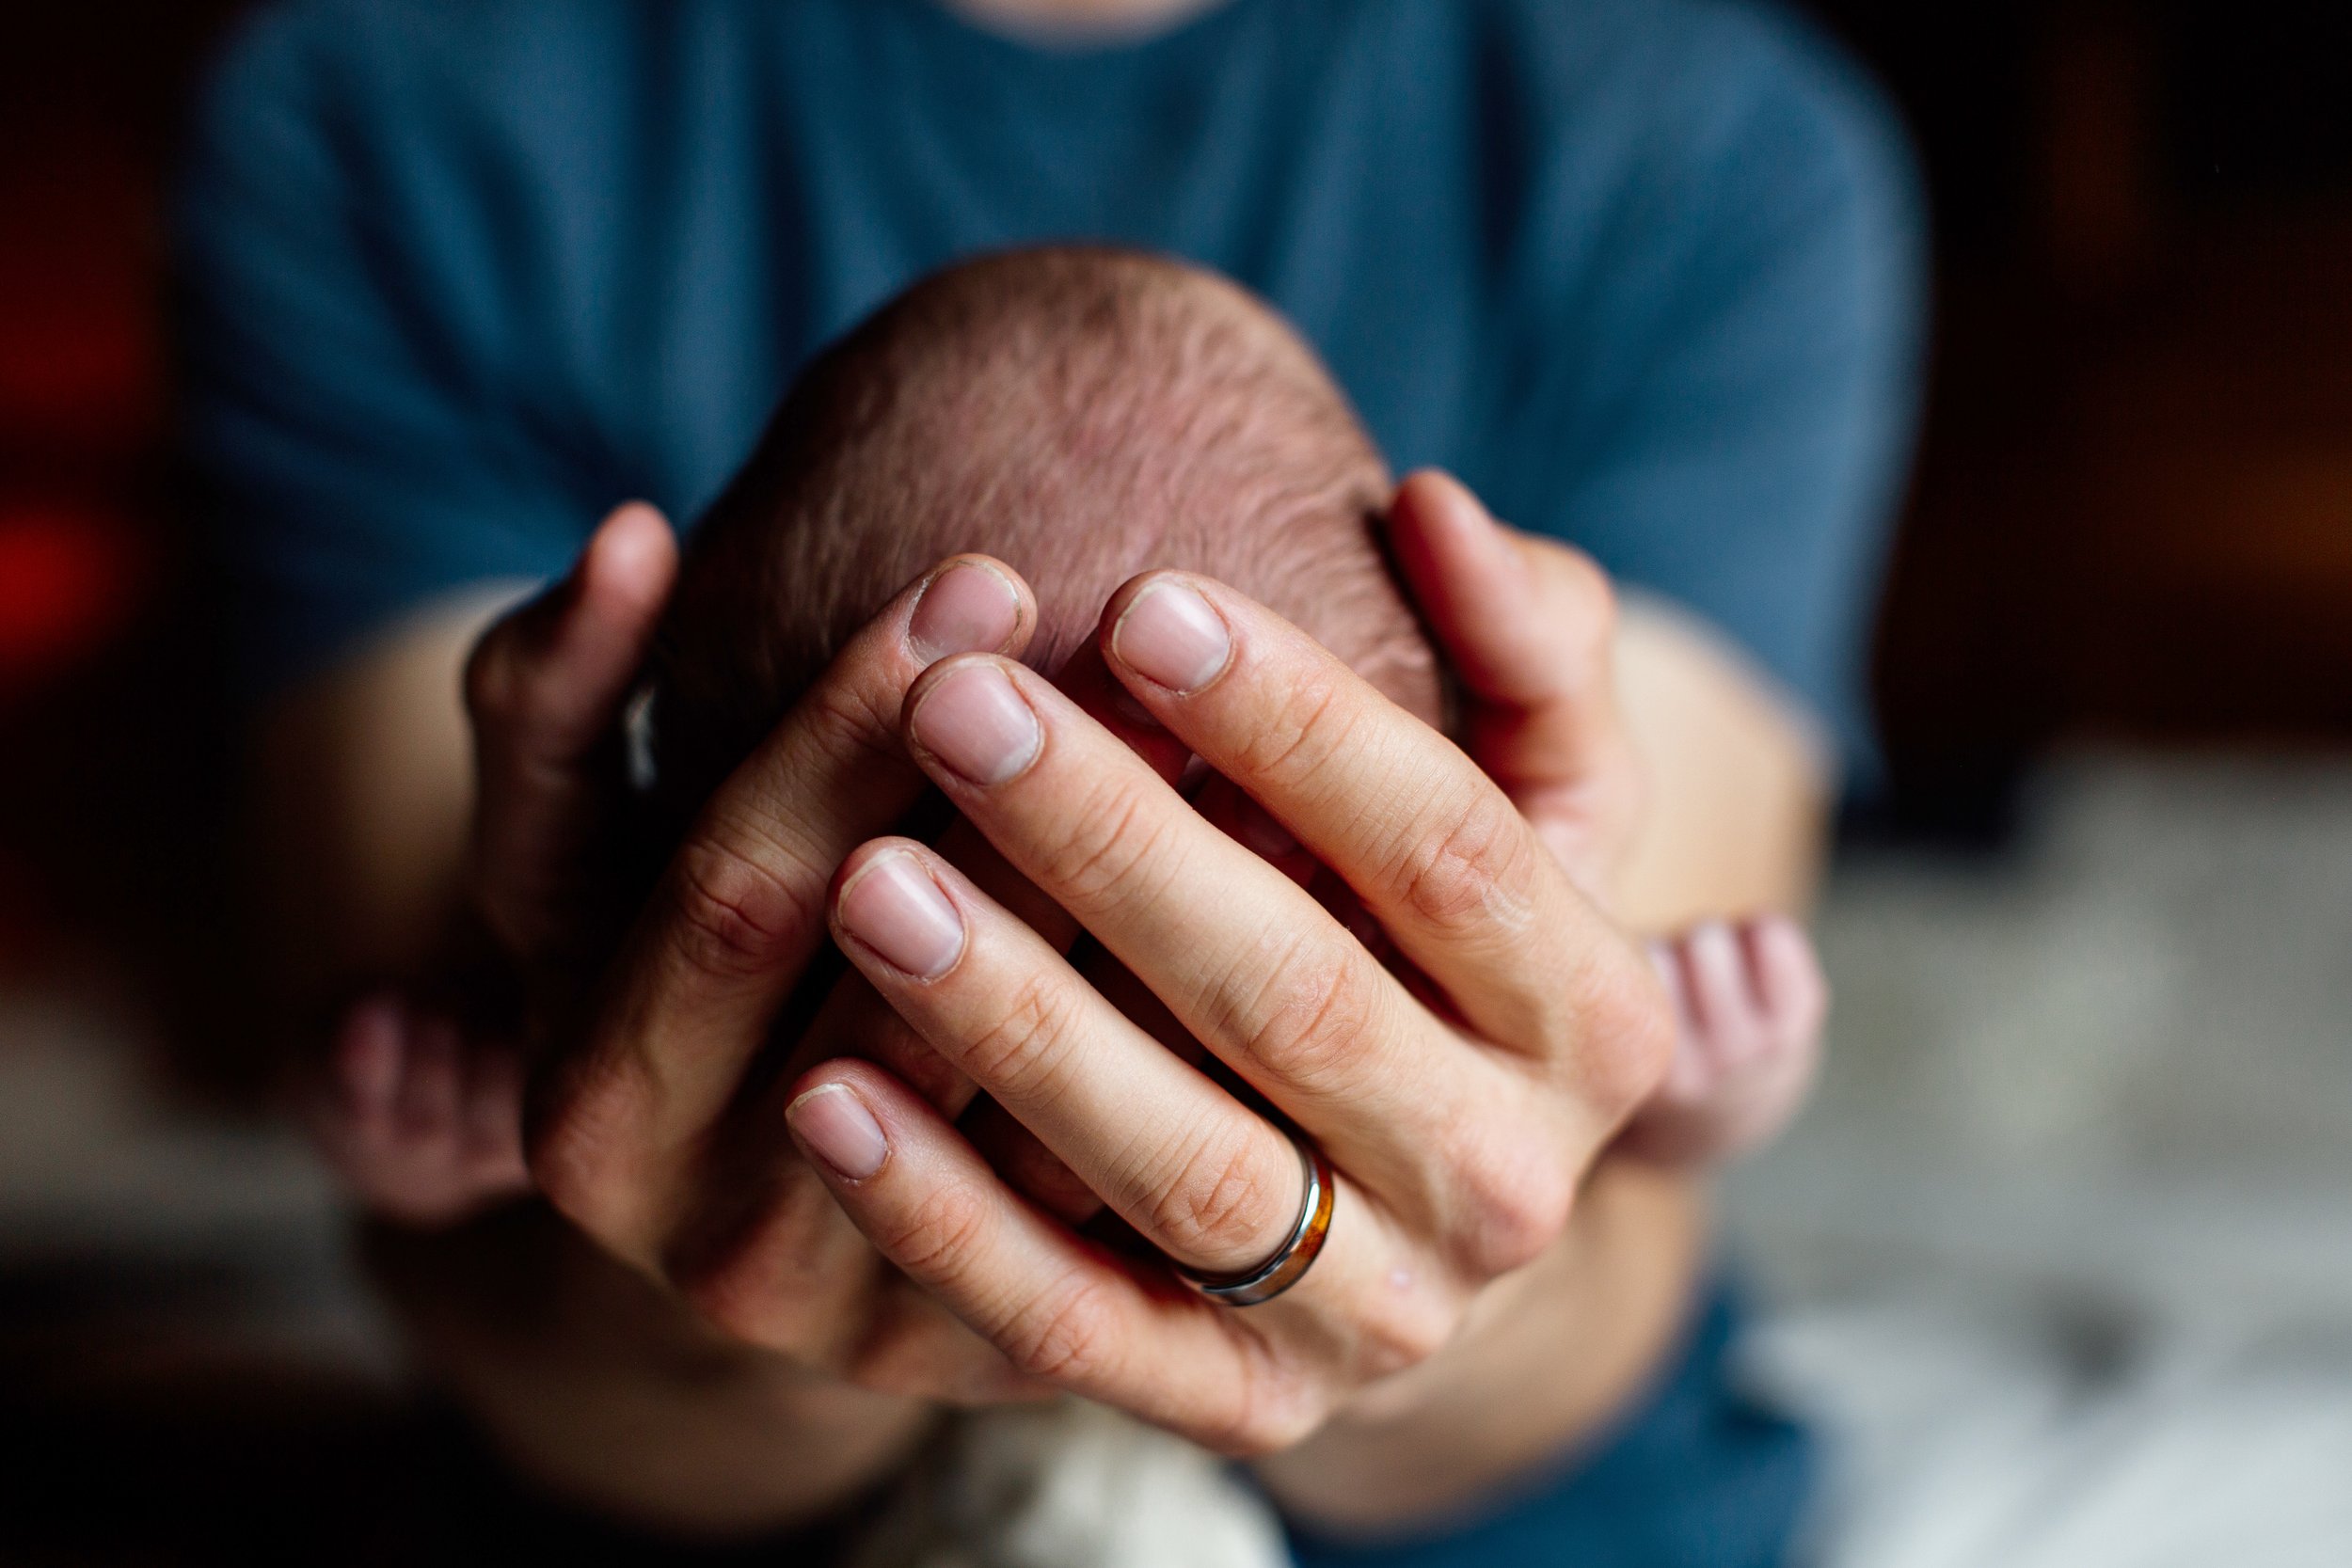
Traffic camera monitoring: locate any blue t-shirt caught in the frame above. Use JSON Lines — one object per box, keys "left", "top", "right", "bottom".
{"left": 174, "top": 1, "right": 1921, "bottom": 1560}
{"left": 176, "top": 0, "right": 1921, "bottom": 764}
{"left": 1286, "top": 1281, "right": 1810, "bottom": 1568}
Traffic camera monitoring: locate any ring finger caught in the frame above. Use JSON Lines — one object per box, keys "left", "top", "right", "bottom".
{"left": 824, "top": 836, "right": 1407, "bottom": 1290}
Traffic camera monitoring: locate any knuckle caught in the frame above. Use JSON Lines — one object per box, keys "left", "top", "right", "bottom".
{"left": 1001, "top": 1275, "right": 1120, "bottom": 1386}
{"left": 1483, "top": 1174, "right": 1578, "bottom": 1278}
{"left": 959, "top": 972, "right": 1085, "bottom": 1096}
{"left": 882, "top": 1179, "right": 998, "bottom": 1287}
{"left": 803, "top": 673, "right": 903, "bottom": 771}
{"left": 1035, "top": 776, "right": 1178, "bottom": 911}
{"left": 1387, "top": 791, "right": 1536, "bottom": 938}
{"left": 1231, "top": 673, "right": 1355, "bottom": 794}
{"left": 1150, "top": 1132, "right": 1286, "bottom": 1264}
{"left": 1571, "top": 945, "right": 1680, "bottom": 1119}
{"left": 668, "top": 838, "right": 823, "bottom": 983}
{"left": 1353, "top": 1286, "right": 1461, "bottom": 1380}
{"left": 1238, "top": 954, "right": 1380, "bottom": 1091}
{"left": 1199, "top": 1351, "right": 1321, "bottom": 1457}
{"left": 1444, "top": 1126, "right": 1577, "bottom": 1278}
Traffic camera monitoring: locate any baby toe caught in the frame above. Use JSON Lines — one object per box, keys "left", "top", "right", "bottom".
{"left": 394, "top": 1017, "right": 465, "bottom": 1139}
{"left": 332, "top": 994, "right": 411, "bottom": 1122}
{"left": 1746, "top": 915, "right": 1829, "bottom": 1051}
{"left": 1685, "top": 920, "right": 1767, "bottom": 1065}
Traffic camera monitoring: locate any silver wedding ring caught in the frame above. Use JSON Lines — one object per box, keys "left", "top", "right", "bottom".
{"left": 1171, "top": 1132, "right": 1336, "bottom": 1308}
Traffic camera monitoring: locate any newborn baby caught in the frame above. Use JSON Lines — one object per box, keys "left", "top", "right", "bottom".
{"left": 309, "top": 247, "right": 1823, "bottom": 1226}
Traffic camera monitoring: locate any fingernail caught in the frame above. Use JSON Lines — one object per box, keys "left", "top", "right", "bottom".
{"left": 836, "top": 850, "right": 966, "bottom": 979}
{"left": 910, "top": 562, "right": 1022, "bottom": 663}
{"left": 910, "top": 662, "right": 1041, "bottom": 784}
{"left": 593, "top": 501, "right": 671, "bottom": 584}
{"left": 787, "top": 1084, "right": 889, "bottom": 1181}
{"left": 1111, "top": 580, "right": 1231, "bottom": 693}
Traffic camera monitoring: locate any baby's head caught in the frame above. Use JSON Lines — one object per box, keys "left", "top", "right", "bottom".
{"left": 654, "top": 247, "right": 1442, "bottom": 807}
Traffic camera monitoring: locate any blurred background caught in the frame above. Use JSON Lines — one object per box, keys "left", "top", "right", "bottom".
{"left": 1, "top": 1, "right": 2347, "bottom": 1560}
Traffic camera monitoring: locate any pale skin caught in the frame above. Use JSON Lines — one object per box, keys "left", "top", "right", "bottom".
{"left": 262, "top": 464, "right": 1831, "bottom": 1535}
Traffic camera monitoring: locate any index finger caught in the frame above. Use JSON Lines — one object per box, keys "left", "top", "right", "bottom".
{"left": 1097, "top": 572, "right": 1668, "bottom": 1117}
{"left": 529, "top": 555, "right": 1036, "bottom": 1265}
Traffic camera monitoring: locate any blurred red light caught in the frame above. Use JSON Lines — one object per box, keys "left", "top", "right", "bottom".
{"left": 0, "top": 505, "right": 141, "bottom": 696}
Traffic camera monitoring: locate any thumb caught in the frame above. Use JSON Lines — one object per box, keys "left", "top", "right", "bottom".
{"left": 1386, "top": 470, "right": 1623, "bottom": 792}
{"left": 464, "top": 501, "right": 679, "bottom": 964}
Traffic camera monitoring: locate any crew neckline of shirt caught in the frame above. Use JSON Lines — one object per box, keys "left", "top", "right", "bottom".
{"left": 894, "top": 0, "right": 1262, "bottom": 68}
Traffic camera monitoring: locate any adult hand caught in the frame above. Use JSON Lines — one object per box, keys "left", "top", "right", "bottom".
{"left": 489, "top": 520, "right": 1153, "bottom": 1400}
{"left": 772, "top": 569, "right": 1676, "bottom": 1452}
{"left": 326, "top": 495, "right": 1199, "bottom": 1412}
{"left": 349, "top": 469, "right": 1673, "bottom": 1454}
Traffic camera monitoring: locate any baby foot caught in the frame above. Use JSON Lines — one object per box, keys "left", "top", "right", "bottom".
{"left": 301, "top": 994, "right": 532, "bottom": 1227}
{"left": 1613, "top": 915, "right": 1827, "bottom": 1168}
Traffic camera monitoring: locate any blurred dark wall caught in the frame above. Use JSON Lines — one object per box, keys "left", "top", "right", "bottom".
{"left": 1819, "top": 0, "right": 2352, "bottom": 832}
{"left": 2, "top": 0, "right": 2349, "bottom": 992}
{"left": 0, "top": 2, "right": 248, "bottom": 1071}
